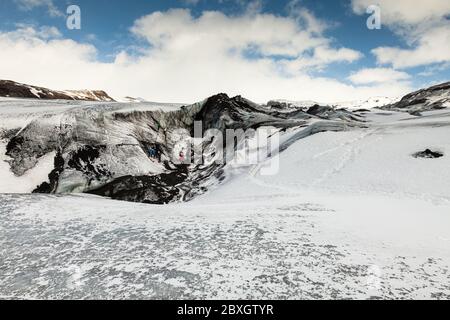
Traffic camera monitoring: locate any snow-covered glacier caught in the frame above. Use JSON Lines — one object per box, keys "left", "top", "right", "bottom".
{"left": 1, "top": 93, "right": 363, "bottom": 203}
{"left": 0, "top": 82, "right": 450, "bottom": 299}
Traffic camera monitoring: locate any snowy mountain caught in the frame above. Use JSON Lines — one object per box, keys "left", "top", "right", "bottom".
{"left": 267, "top": 96, "right": 400, "bottom": 112}
{"left": 62, "top": 90, "right": 116, "bottom": 102}
{"left": 0, "top": 80, "right": 115, "bottom": 102}
{"left": 382, "top": 81, "right": 450, "bottom": 115}
{"left": 331, "top": 96, "right": 401, "bottom": 110}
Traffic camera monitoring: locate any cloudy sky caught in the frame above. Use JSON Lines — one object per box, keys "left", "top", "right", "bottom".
{"left": 0, "top": 0, "right": 449, "bottom": 103}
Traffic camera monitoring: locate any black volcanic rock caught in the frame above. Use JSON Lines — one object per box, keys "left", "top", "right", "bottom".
{"left": 88, "top": 166, "right": 189, "bottom": 204}
{"left": 306, "top": 104, "right": 334, "bottom": 116}
{"left": 194, "top": 93, "right": 271, "bottom": 132}
{"left": 413, "top": 149, "right": 444, "bottom": 159}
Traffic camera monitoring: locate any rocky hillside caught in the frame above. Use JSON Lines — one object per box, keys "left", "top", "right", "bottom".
{"left": 383, "top": 81, "right": 450, "bottom": 115}
{"left": 0, "top": 80, "right": 115, "bottom": 102}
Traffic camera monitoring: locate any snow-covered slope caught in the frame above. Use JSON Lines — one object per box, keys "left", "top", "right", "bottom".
{"left": 267, "top": 96, "right": 400, "bottom": 112}
{"left": 0, "top": 80, "right": 115, "bottom": 102}
{"left": 62, "top": 90, "right": 116, "bottom": 102}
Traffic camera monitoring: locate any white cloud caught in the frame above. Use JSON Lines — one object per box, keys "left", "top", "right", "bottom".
{"left": 352, "top": 0, "right": 450, "bottom": 26}
{"left": 287, "top": 0, "right": 330, "bottom": 34}
{"left": 348, "top": 68, "right": 410, "bottom": 85}
{"left": 352, "top": 0, "right": 450, "bottom": 70}
{"left": 0, "top": 9, "right": 411, "bottom": 103}
{"left": 15, "top": 0, "right": 63, "bottom": 17}
{"left": 130, "top": 8, "right": 362, "bottom": 70}
{"left": 7, "top": 24, "right": 62, "bottom": 39}
{"left": 372, "top": 25, "right": 450, "bottom": 69}
{"left": 130, "top": 8, "right": 327, "bottom": 58}
{"left": 280, "top": 46, "right": 362, "bottom": 73}
{"left": 0, "top": 25, "right": 107, "bottom": 88}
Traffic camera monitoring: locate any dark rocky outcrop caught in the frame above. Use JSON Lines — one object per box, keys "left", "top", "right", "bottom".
{"left": 383, "top": 81, "right": 450, "bottom": 114}
{"left": 0, "top": 80, "right": 115, "bottom": 102}
{"left": 87, "top": 165, "right": 189, "bottom": 204}
{"left": 307, "top": 104, "right": 334, "bottom": 117}
{"left": 0, "top": 128, "right": 21, "bottom": 141}
{"left": 413, "top": 149, "right": 444, "bottom": 159}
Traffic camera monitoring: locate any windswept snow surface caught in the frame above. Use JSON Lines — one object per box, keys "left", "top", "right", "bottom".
{"left": 1, "top": 104, "right": 450, "bottom": 299}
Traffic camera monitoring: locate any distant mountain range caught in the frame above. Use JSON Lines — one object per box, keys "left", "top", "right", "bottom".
{"left": 1, "top": 78, "right": 449, "bottom": 115}
{"left": 267, "top": 96, "right": 401, "bottom": 112}
{"left": 0, "top": 80, "right": 115, "bottom": 102}
{"left": 382, "top": 81, "right": 450, "bottom": 115}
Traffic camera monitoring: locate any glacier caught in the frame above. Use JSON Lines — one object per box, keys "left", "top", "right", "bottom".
{"left": 0, "top": 82, "right": 450, "bottom": 299}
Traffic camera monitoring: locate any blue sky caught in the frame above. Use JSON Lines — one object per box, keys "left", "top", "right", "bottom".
{"left": 0, "top": 0, "right": 401, "bottom": 62}
{"left": 0, "top": 0, "right": 449, "bottom": 102}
